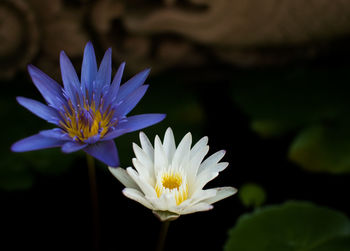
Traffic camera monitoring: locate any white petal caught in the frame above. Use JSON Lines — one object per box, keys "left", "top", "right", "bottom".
{"left": 154, "top": 135, "right": 168, "bottom": 173}
{"left": 147, "top": 194, "right": 168, "bottom": 211}
{"left": 108, "top": 167, "right": 139, "bottom": 190}
{"left": 172, "top": 132, "right": 192, "bottom": 169}
{"left": 201, "top": 162, "right": 229, "bottom": 176}
{"left": 133, "top": 143, "right": 154, "bottom": 172}
{"left": 203, "top": 187, "right": 237, "bottom": 205}
{"left": 123, "top": 188, "right": 154, "bottom": 210}
{"left": 190, "top": 136, "right": 208, "bottom": 158}
{"left": 193, "top": 171, "right": 219, "bottom": 191}
{"left": 194, "top": 162, "right": 229, "bottom": 191}
{"left": 188, "top": 145, "right": 209, "bottom": 181}
{"left": 180, "top": 202, "right": 213, "bottom": 215}
{"left": 198, "top": 150, "right": 226, "bottom": 174}
{"left": 163, "top": 127, "right": 176, "bottom": 161}
{"left": 126, "top": 167, "right": 157, "bottom": 198}
{"left": 139, "top": 131, "right": 154, "bottom": 161}
{"left": 180, "top": 189, "right": 216, "bottom": 209}
{"left": 132, "top": 158, "right": 155, "bottom": 185}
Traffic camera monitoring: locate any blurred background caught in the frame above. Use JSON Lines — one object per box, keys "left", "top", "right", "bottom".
{"left": 1, "top": 0, "right": 350, "bottom": 250}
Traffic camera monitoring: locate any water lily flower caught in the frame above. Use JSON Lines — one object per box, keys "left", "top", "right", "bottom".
{"left": 109, "top": 128, "right": 237, "bottom": 221}
{"left": 11, "top": 42, "right": 166, "bottom": 167}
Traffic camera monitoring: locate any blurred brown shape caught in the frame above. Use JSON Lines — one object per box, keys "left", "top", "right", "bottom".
{"left": 0, "top": 0, "right": 88, "bottom": 80}
{"left": 0, "top": 0, "right": 39, "bottom": 79}
{"left": 2, "top": 0, "right": 350, "bottom": 79}
{"left": 123, "top": 0, "right": 350, "bottom": 66}
{"left": 90, "top": 0, "right": 207, "bottom": 74}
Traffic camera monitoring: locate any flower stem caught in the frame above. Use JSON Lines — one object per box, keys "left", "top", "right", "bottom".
{"left": 156, "top": 221, "right": 171, "bottom": 251}
{"left": 86, "top": 154, "right": 101, "bottom": 251}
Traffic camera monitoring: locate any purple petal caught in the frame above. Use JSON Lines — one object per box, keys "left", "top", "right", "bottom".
{"left": 101, "top": 128, "right": 129, "bottom": 141}
{"left": 83, "top": 134, "right": 101, "bottom": 145}
{"left": 11, "top": 134, "right": 65, "bottom": 152}
{"left": 96, "top": 48, "right": 112, "bottom": 88}
{"left": 39, "top": 128, "right": 71, "bottom": 141}
{"left": 17, "top": 97, "right": 59, "bottom": 124}
{"left": 62, "top": 141, "right": 87, "bottom": 153}
{"left": 84, "top": 140, "right": 119, "bottom": 167}
{"left": 27, "top": 65, "right": 66, "bottom": 108}
{"left": 60, "top": 51, "right": 82, "bottom": 106}
{"left": 81, "top": 42, "right": 97, "bottom": 96}
{"left": 118, "top": 114, "right": 166, "bottom": 133}
{"left": 116, "top": 68, "right": 150, "bottom": 102}
{"left": 115, "top": 85, "right": 149, "bottom": 117}
{"left": 103, "top": 62, "right": 125, "bottom": 111}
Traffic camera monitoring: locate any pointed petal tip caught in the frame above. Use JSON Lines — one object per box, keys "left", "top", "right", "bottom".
{"left": 118, "top": 62, "right": 126, "bottom": 71}
{"left": 85, "top": 41, "right": 93, "bottom": 47}
{"left": 232, "top": 187, "right": 238, "bottom": 195}
{"left": 155, "top": 135, "right": 162, "bottom": 145}
{"left": 10, "top": 142, "right": 21, "bottom": 152}
{"left": 27, "top": 64, "right": 41, "bottom": 77}
{"left": 83, "top": 41, "right": 95, "bottom": 53}
{"left": 184, "top": 131, "right": 193, "bottom": 140}
{"left": 60, "top": 50, "right": 66, "bottom": 57}
{"left": 27, "top": 64, "right": 34, "bottom": 72}
{"left": 132, "top": 142, "right": 139, "bottom": 152}
{"left": 16, "top": 96, "right": 24, "bottom": 104}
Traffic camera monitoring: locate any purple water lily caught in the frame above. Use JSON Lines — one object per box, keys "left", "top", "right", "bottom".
{"left": 11, "top": 42, "right": 166, "bottom": 167}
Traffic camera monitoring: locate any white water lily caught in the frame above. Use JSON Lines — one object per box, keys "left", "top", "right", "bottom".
{"left": 109, "top": 128, "right": 237, "bottom": 221}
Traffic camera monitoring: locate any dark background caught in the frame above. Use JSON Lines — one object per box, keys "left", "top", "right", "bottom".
{"left": 1, "top": 1, "right": 350, "bottom": 250}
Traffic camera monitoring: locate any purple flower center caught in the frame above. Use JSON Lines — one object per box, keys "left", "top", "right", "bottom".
{"left": 59, "top": 98, "right": 117, "bottom": 142}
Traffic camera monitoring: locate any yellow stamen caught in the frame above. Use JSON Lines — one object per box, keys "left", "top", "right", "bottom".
{"left": 60, "top": 99, "right": 117, "bottom": 142}
{"left": 155, "top": 171, "right": 189, "bottom": 205}
{"left": 162, "top": 172, "right": 182, "bottom": 190}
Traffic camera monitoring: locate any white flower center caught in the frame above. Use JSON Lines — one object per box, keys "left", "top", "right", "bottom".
{"left": 155, "top": 169, "right": 189, "bottom": 205}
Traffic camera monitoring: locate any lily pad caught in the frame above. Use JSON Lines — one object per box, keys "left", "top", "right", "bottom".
{"left": 289, "top": 124, "right": 350, "bottom": 174}
{"left": 238, "top": 183, "right": 266, "bottom": 208}
{"left": 231, "top": 67, "right": 350, "bottom": 173}
{"left": 224, "top": 201, "right": 350, "bottom": 251}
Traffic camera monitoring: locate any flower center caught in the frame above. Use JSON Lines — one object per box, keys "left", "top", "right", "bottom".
{"left": 162, "top": 172, "right": 182, "bottom": 190}
{"left": 60, "top": 100, "right": 116, "bottom": 142}
{"left": 155, "top": 170, "right": 188, "bottom": 205}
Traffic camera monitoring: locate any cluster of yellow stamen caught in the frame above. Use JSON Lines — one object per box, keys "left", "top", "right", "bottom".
{"left": 155, "top": 170, "right": 189, "bottom": 205}
{"left": 60, "top": 99, "right": 116, "bottom": 142}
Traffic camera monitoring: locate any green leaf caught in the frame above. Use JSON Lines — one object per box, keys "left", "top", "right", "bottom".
{"left": 238, "top": 183, "right": 266, "bottom": 208}
{"left": 289, "top": 124, "right": 350, "bottom": 173}
{"left": 231, "top": 67, "right": 350, "bottom": 173}
{"left": 308, "top": 235, "right": 350, "bottom": 251}
{"left": 224, "top": 201, "right": 350, "bottom": 251}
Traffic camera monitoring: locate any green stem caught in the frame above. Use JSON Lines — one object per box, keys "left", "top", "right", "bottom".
{"left": 86, "top": 154, "right": 100, "bottom": 251}
{"left": 156, "top": 221, "right": 171, "bottom": 251}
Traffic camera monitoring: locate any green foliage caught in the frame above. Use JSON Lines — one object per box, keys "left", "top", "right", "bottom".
{"left": 289, "top": 124, "right": 350, "bottom": 173}
{"left": 238, "top": 183, "right": 266, "bottom": 208}
{"left": 231, "top": 67, "right": 350, "bottom": 173}
{"left": 224, "top": 201, "right": 350, "bottom": 251}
